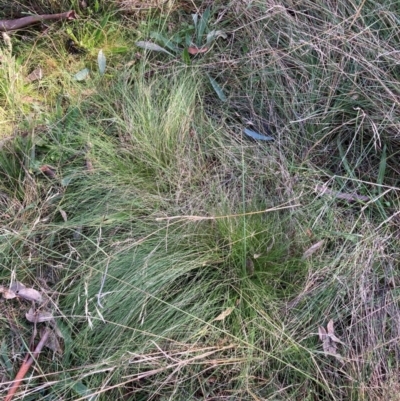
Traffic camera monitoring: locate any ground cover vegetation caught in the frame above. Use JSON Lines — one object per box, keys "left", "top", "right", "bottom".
{"left": 0, "top": 0, "right": 399, "bottom": 400}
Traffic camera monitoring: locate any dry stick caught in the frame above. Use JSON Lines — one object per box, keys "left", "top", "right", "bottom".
{"left": 5, "top": 329, "right": 50, "bottom": 401}
{"left": 0, "top": 10, "right": 77, "bottom": 32}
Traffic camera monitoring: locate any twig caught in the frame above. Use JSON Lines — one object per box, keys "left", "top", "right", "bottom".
{"left": 0, "top": 10, "right": 77, "bottom": 32}
{"left": 155, "top": 203, "right": 300, "bottom": 221}
{"left": 5, "top": 329, "right": 50, "bottom": 401}
{"left": 315, "top": 185, "right": 370, "bottom": 203}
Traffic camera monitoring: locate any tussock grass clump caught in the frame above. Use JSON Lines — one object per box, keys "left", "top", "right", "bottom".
{"left": 0, "top": 0, "right": 399, "bottom": 400}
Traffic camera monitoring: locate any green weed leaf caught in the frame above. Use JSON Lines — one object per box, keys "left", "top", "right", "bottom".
{"left": 135, "top": 41, "right": 175, "bottom": 57}
{"left": 182, "top": 48, "right": 191, "bottom": 65}
{"left": 196, "top": 7, "right": 211, "bottom": 46}
{"left": 207, "top": 74, "right": 227, "bottom": 102}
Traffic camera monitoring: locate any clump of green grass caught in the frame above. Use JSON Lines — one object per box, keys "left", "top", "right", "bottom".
{"left": 0, "top": 0, "right": 400, "bottom": 400}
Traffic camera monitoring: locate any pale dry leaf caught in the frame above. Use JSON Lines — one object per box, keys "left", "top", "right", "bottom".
{"left": 26, "top": 307, "right": 54, "bottom": 323}
{"left": 41, "top": 326, "right": 63, "bottom": 354}
{"left": 10, "top": 281, "right": 26, "bottom": 292}
{"left": 213, "top": 307, "right": 234, "bottom": 322}
{"left": 302, "top": 240, "right": 325, "bottom": 259}
{"left": 0, "top": 286, "right": 16, "bottom": 299}
{"left": 326, "top": 319, "right": 346, "bottom": 345}
{"left": 17, "top": 287, "right": 43, "bottom": 303}
{"left": 318, "top": 326, "right": 327, "bottom": 342}
{"left": 60, "top": 209, "right": 68, "bottom": 222}
{"left": 327, "top": 319, "right": 334, "bottom": 334}
{"left": 26, "top": 67, "right": 43, "bottom": 83}
{"left": 318, "top": 320, "right": 345, "bottom": 361}
{"left": 322, "top": 337, "right": 331, "bottom": 354}
{"left": 2, "top": 32, "right": 12, "bottom": 52}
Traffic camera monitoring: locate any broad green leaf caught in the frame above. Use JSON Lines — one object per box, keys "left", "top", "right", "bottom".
{"left": 135, "top": 41, "right": 174, "bottom": 56}
{"left": 182, "top": 48, "right": 191, "bottom": 65}
{"left": 97, "top": 49, "right": 106, "bottom": 75}
{"left": 196, "top": 7, "right": 211, "bottom": 46}
{"left": 207, "top": 74, "right": 227, "bottom": 102}
{"left": 150, "top": 32, "right": 180, "bottom": 52}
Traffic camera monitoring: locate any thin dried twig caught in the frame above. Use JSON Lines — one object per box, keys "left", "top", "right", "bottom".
{"left": 155, "top": 203, "right": 300, "bottom": 221}
{"left": 5, "top": 329, "right": 50, "bottom": 401}
{"left": 315, "top": 184, "right": 370, "bottom": 203}
{"left": 0, "top": 10, "right": 77, "bottom": 32}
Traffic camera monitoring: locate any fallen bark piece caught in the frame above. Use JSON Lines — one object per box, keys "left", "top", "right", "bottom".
{"left": 0, "top": 10, "right": 77, "bottom": 32}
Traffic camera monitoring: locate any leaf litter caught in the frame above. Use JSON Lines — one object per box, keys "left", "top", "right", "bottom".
{"left": 318, "top": 319, "right": 345, "bottom": 361}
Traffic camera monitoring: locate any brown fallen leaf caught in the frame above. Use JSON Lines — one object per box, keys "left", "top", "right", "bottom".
{"left": 26, "top": 67, "right": 43, "bottom": 83}
{"left": 213, "top": 307, "right": 234, "bottom": 322}
{"left": 26, "top": 307, "right": 53, "bottom": 323}
{"left": 0, "top": 286, "right": 16, "bottom": 299}
{"left": 187, "top": 46, "right": 208, "bottom": 55}
{"left": 9, "top": 281, "right": 26, "bottom": 292}
{"left": 246, "top": 258, "right": 254, "bottom": 276}
{"left": 40, "top": 326, "right": 63, "bottom": 354}
{"left": 318, "top": 319, "right": 345, "bottom": 360}
{"left": 40, "top": 165, "right": 57, "bottom": 178}
{"left": 302, "top": 240, "right": 325, "bottom": 260}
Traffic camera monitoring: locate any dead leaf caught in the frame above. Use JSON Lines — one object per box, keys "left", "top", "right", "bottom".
{"left": 85, "top": 157, "right": 93, "bottom": 172}
{"left": 302, "top": 240, "right": 325, "bottom": 259}
{"left": 26, "top": 67, "right": 43, "bottom": 83}
{"left": 326, "top": 319, "right": 346, "bottom": 345}
{"left": 213, "top": 307, "right": 234, "bottom": 322}
{"left": 0, "top": 286, "right": 16, "bottom": 299}
{"left": 26, "top": 307, "right": 53, "bottom": 323}
{"left": 246, "top": 258, "right": 254, "bottom": 276}
{"left": 187, "top": 46, "right": 208, "bottom": 55}
{"left": 10, "top": 281, "right": 26, "bottom": 292}
{"left": 318, "top": 319, "right": 345, "bottom": 361}
{"left": 16, "top": 287, "right": 43, "bottom": 303}
{"left": 59, "top": 209, "right": 68, "bottom": 222}
{"left": 40, "top": 326, "right": 63, "bottom": 354}
{"left": 40, "top": 165, "right": 57, "bottom": 179}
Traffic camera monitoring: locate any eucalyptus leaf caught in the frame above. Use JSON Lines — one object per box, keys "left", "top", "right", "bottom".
{"left": 207, "top": 74, "right": 227, "bottom": 102}
{"left": 244, "top": 128, "right": 274, "bottom": 141}
{"left": 97, "top": 49, "right": 106, "bottom": 75}
{"left": 73, "top": 68, "right": 90, "bottom": 81}
{"left": 135, "top": 41, "right": 174, "bottom": 57}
